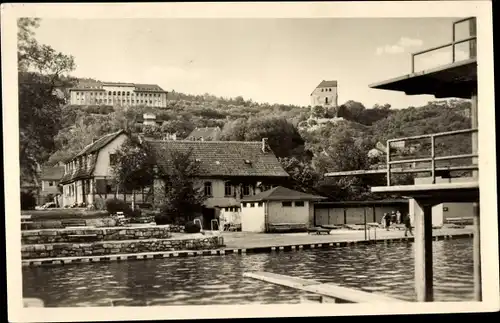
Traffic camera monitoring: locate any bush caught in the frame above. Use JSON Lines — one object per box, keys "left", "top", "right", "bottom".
{"left": 44, "top": 194, "right": 54, "bottom": 204}
{"left": 154, "top": 213, "right": 173, "bottom": 225}
{"left": 21, "top": 191, "right": 37, "bottom": 210}
{"left": 105, "top": 198, "right": 133, "bottom": 216}
{"left": 94, "top": 197, "right": 106, "bottom": 210}
{"left": 184, "top": 221, "right": 201, "bottom": 233}
{"left": 130, "top": 209, "right": 142, "bottom": 218}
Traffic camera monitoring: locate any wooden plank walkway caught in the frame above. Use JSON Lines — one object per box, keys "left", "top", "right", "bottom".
{"left": 243, "top": 272, "right": 407, "bottom": 303}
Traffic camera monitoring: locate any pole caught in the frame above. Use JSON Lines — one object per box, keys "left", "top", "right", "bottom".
{"left": 364, "top": 208, "right": 367, "bottom": 241}
{"left": 473, "top": 201, "right": 482, "bottom": 301}
{"left": 412, "top": 198, "right": 434, "bottom": 302}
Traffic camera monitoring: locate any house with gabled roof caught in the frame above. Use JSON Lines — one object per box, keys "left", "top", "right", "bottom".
{"left": 59, "top": 129, "right": 130, "bottom": 207}
{"left": 39, "top": 164, "right": 65, "bottom": 203}
{"left": 310, "top": 80, "right": 339, "bottom": 108}
{"left": 240, "top": 186, "right": 327, "bottom": 233}
{"left": 147, "top": 138, "right": 290, "bottom": 229}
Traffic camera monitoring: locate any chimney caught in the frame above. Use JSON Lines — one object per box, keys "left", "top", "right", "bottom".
{"left": 262, "top": 138, "right": 269, "bottom": 153}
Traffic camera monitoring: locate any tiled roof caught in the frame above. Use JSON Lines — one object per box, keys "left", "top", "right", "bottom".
{"left": 316, "top": 80, "right": 338, "bottom": 88}
{"left": 40, "top": 166, "right": 65, "bottom": 181}
{"left": 73, "top": 130, "right": 126, "bottom": 160}
{"left": 71, "top": 81, "right": 165, "bottom": 92}
{"left": 187, "top": 127, "right": 222, "bottom": 140}
{"left": 147, "top": 140, "right": 290, "bottom": 178}
{"left": 134, "top": 84, "right": 165, "bottom": 92}
{"left": 241, "top": 186, "right": 327, "bottom": 202}
{"left": 60, "top": 154, "right": 97, "bottom": 184}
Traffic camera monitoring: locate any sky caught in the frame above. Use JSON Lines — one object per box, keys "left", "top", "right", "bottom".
{"left": 33, "top": 17, "right": 473, "bottom": 109}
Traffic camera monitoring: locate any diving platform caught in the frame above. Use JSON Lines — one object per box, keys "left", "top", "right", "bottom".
{"left": 369, "top": 17, "right": 477, "bottom": 99}
{"left": 369, "top": 58, "right": 477, "bottom": 99}
{"left": 321, "top": 17, "right": 482, "bottom": 304}
{"left": 243, "top": 272, "right": 407, "bottom": 303}
{"left": 367, "top": 17, "right": 480, "bottom": 303}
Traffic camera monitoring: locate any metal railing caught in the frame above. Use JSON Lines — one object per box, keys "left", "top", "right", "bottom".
{"left": 386, "top": 128, "right": 478, "bottom": 186}
{"left": 411, "top": 17, "right": 476, "bottom": 73}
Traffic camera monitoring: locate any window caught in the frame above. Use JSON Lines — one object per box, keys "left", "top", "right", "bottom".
{"left": 48, "top": 181, "right": 54, "bottom": 187}
{"left": 204, "top": 182, "right": 212, "bottom": 196}
{"left": 258, "top": 202, "right": 263, "bottom": 207}
{"left": 325, "top": 97, "right": 329, "bottom": 104}
{"left": 109, "top": 153, "right": 118, "bottom": 166}
{"left": 282, "top": 201, "right": 292, "bottom": 207}
{"left": 250, "top": 203, "right": 254, "bottom": 208}
{"left": 113, "top": 91, "right": 116, "bottom": 95}
{"left": 108, "top": 91, "right": 112, "bottom": 95}
{"left": 243, "top": 184, "right": 250, "bottom": 196}
{"left": 295, "top": 201, "right": 305, "bottom": 207}
{"left": 242, "top": 203, "right": 247, "bottom": 208}
{"left": 224, "top": 182, "right": 232, "bottom": 196}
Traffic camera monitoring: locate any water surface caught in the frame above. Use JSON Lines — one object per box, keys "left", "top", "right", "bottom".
{"left": 22, "top": 238, "right": 474, "bottom": 306}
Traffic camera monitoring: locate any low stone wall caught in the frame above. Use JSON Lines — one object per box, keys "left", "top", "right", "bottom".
{"left": 24, "top": 217, "right": 116, "bottom": 230}
{"left": 22, "top": 226, "right": 172, "bottom": 244}
{"left": 21, "top": 236, "right": 223, "bottom": 259}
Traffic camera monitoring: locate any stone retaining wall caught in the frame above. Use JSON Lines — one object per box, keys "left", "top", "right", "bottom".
{"left": 24, "top": 217, "right": 116, "bottom": 230}
{"left": 21, "top": 236, "right": 223, "bottom": 259}
{"left": 22, "top": 226, "right": 171, "bottom": 244}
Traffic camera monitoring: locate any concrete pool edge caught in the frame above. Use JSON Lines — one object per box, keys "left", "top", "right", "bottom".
{"left": 21, "top": 232, "right": 474, "bottom": 267}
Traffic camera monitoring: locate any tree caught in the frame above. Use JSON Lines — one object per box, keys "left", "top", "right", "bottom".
{"left": 279, "top": 157, "right": 320, "bottom": 193}
{"left": 111, "top": 137, "right": 156, "bottom": 208}
{"left": 220, "top": 116, "right": 308, "bottom": 158}
{"left": 18, "top": 18, "right": 76, "bottom": 183}
{"left": 155, "top": 148, "right": 207, "bottom": 224}
{"left": 311, "top": 106, "right": 325, "bottom": 119}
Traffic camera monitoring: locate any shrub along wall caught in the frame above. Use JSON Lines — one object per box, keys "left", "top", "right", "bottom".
{"left": 22, "top": 226, "right": 172, "bottom": 244}
{"left": 23, "top": 217, "right": 116, "bottom": 230}
{"left": 21, "top": 235, "right": 223, "bottom": 259}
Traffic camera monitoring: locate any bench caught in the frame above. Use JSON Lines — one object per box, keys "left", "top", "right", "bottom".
{"left": 307, "top": 227, "right": 331, "bottom": 235}
{"left": 268, "top": 223, "right": 307, "bottom": 233}
{"left": 320, "top": 224, "right": 342, "bottom": 230}
{"left": 61, "top": 219, "right": 87, "bottom": 228}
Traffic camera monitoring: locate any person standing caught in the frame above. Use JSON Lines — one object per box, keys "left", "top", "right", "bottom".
{"left": 383, "top": 212, "right": 391, "bottom": 231}
{"left": 396, "top": 210, "right": 402, "bottom": 224}
{"left": 404, "top": 213, "right": 413, "bottom": 237}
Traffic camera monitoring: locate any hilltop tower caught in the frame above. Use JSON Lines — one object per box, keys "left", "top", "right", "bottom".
{"left": 310, "top": 80, "right": 338, "bottom": 108}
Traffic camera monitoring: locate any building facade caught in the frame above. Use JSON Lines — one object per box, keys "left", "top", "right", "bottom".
{"left": 240, "top": 186, "right": 326, "bottom": 233}
{"left": 39, "top": 164, "right": 65, "bottom": 204}
{"left": 148, "top": 139, "right": 290, "bottom": 229}
{"left": 69, "top": 81, "right": 168, "bottom": 108}
{"left": 59, "top": 130, "right": 130, "bottom": 207}
{"left": 310, "top": 80, "right": 338, "bottom": 108}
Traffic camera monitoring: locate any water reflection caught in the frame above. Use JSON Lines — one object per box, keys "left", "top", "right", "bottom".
{"left": 23, "top": 239, "right": 474, "bottom": 307}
